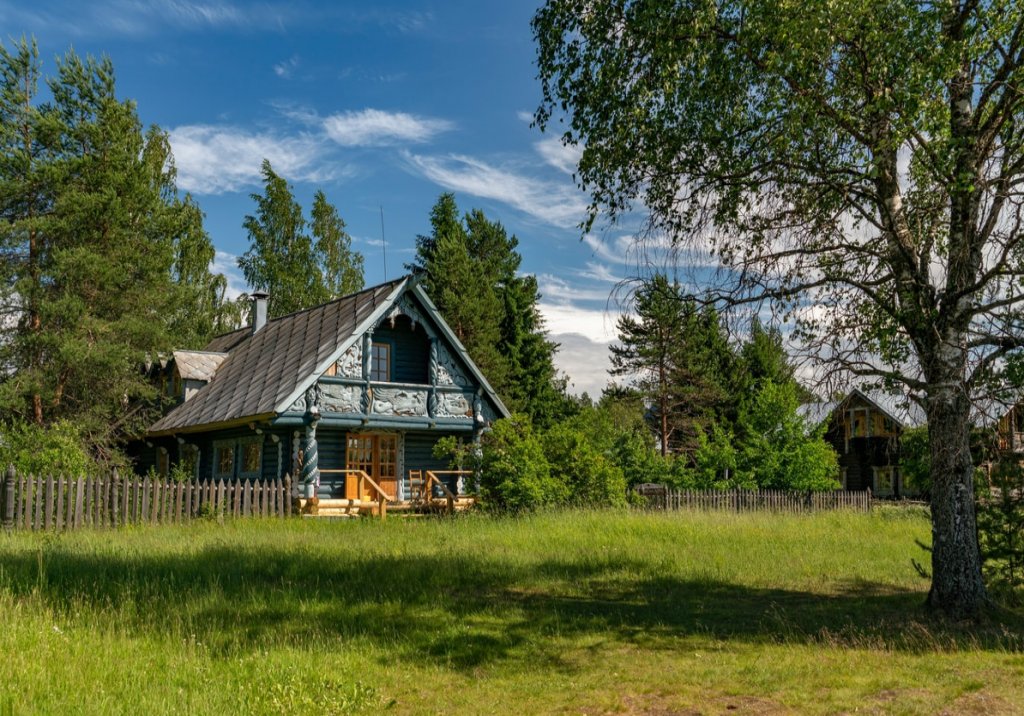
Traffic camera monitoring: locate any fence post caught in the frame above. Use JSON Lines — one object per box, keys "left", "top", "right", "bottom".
{"left": 3, "top": 465, "right": 15, "bottom": 529}
{"left": 284, "top": 475, "right": 292, "bottom": 516}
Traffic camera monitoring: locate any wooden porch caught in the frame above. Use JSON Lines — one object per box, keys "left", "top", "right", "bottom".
{"left": 299, "top": 469, "right": 475, "bottom": 519}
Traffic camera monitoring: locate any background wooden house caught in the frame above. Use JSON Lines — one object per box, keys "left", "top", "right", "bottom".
{"left": 799, "top": 389, "right": 923, "bottom": 497}
{"left": 132, "top": 276, "right": 509, "bottom": 506}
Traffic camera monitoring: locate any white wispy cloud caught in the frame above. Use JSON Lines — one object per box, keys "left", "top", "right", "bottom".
{"left": 534, "top": 136, "right": 583, "bottom": 176}
{"left": 538, "top": 273, "right": 620, "bottom": 305}
{"left": 574, "top": 261, "right": 620, "bottom": 283}
{"left": 169, "top": 124, "right": 339, "bottom": 194}
{"left": 324, "top": 109, "right": 453, "bottom": 147}
{"left": 516, "top": 110, "right": 534, "bottom": 123}
{"left": 273, "top": 55, "right": 300, "bottom": 79}
{"left": 404, "top": 152, "right": 589, "bottom": 228}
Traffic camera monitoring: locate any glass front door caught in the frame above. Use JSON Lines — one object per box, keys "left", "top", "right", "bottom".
{"left": 345, "top": 434, "right": 399, "bottom": 500}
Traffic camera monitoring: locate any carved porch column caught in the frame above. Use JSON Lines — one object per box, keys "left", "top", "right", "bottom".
{"left": 301, "top": 386, "right": 322, "bottom": 497}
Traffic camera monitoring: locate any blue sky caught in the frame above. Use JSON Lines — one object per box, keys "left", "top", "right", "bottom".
{"left": 1, "top": 0, "right": 654, "bottom": 396}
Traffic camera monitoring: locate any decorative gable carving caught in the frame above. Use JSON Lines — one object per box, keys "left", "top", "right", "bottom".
{"left": 431, "top": 342, "right": 469, "bottom": 387}
{"left": 335, "top": 343, "right": 362, "bottom": 379}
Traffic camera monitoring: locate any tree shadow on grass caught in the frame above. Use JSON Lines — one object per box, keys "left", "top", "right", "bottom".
{"left": 1, "top": 537, "right": 1021, "bottom": 670}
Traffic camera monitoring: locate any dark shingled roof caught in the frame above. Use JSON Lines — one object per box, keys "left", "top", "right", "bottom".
{"left": 148, "top": 278, "right": 406, "bottom": 435}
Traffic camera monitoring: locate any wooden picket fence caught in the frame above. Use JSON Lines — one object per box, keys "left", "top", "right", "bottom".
{"left": 1, "top": 467, "right": 293, "bottom": 531}
{"left": 635, "top": 485, "right": 872, "bottom": 513}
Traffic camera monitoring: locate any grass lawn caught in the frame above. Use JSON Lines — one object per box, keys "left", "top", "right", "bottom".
{"left": 0, "top": 509, "right": 1021, "bottom": 714}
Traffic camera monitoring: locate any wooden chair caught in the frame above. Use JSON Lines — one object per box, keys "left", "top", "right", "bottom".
{"left": 408, "top": 470, "right": 425, "bottom": 503}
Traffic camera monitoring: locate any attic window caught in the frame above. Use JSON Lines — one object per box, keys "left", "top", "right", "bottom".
{"left": 371, "top": 343, "right": 390, "bottom": 382}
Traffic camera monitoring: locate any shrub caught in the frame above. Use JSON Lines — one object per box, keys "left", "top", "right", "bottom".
{"left": 737, "top": 380, "right": 840, "bottom": 491}
{"left": 900, "top": 426, "right": 931, "bottom": 496}
{"left": 477, "top": 415, "right": 562, "bottom": 511}
{"left": 543, "top": 424, "right": 627, "bottom": 507}
{"left": 977, "top": 460, "right": 1024, "bottom": 603}
{"left": 0, "top": 420, "right": 94, "bottom": 477}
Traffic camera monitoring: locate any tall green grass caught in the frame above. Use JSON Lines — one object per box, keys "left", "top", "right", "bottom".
{"left": 0, "top": 510, "right": 1020, "bottom": 714}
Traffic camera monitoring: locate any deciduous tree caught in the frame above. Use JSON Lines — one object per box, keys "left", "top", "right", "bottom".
{"left": 534, "top": 0, "right": 1024, "bottom": 617}
{"left": 238, "top": 161, "right": 364, "bottom": 318}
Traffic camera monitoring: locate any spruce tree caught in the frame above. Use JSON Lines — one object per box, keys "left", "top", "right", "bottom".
{"left": 412, "top": 193, "right": 568, "bottom": 423}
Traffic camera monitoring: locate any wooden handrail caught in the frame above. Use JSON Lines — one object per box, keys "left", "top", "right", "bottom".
{"left": 424, "top": 471, "right": 459, "bottom": 501}
{"left": 317, "top": 468, "right": 393, "bottom": 500}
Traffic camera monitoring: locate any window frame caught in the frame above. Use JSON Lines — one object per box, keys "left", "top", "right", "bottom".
{"left": 238, "top": 436, "right": 263, "bottom": 479}
{"left": 370, "top": 341, "right": 391, "bottom": 382}
{"left": 213, "top": 440, "right": 236, "bottom": 479}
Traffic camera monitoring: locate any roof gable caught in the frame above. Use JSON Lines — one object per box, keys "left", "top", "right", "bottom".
{"left": 798, "top": 388, "right": 925, "bottom": 431}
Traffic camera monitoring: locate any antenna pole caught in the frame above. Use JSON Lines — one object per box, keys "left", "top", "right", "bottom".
{"left": 379, "top": 205, "right": 388, "bottom": 281}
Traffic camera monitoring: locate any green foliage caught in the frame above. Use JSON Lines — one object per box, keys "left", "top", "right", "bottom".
{"left": 412, "top": 194, "right": 572, "bottom": 427}
{"left": 900, "top": 426, "right": 931, "bottom": 496}
{"left": 311, "top": 189, "right": 364, "bottom": 299}
{"left": 736, "top": 381, "right": 840, "bottom": 491}
{"left": 239, "top": 160, "right": 364, "bottom": 318}
{"left": 431, "top": 435, "right": 475, "bottom": 473}
{"left": 0, "top": 420, "right": 93, "bottom": 476}
{"left": 686, "top": 423, "right": 746, "bottom": 490}
{"left": 0, "top": 40, "right": 228, "bottom": 460}
{"left": 568, "top": 389, "right": 672, "bottom": 487}
{"left": 477, "top": 415, "right": 562, "bottom": 511}
{"left": 977, "top": 461, "right": 1024, "bottom": 602}
{"left": 542, "top": 423, "right": 627, "bottom": 507}
{"left": 683, "top": 381, "right": 839, "bottom": 492}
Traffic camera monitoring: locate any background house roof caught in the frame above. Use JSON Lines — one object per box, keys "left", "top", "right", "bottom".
{"left": 149, "top": 278, "right": 405, "bottom": 435}
{"left": 171, "top": 350, "right": 228, "bottom": 382}
{"left": 797, "top": 388, "right": 926, "bottom": 431}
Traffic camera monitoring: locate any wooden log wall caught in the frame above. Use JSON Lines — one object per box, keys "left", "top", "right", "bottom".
{"left": 635, "top": 486, "right": 873, "bottom": 513}
{"left": 0, "top": 466, "right": 293, "bottom": 531}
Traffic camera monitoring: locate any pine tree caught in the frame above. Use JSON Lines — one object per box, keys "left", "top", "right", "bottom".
{"left": 610, "top": 274, "right": 691, "bottom": 456}
{"left": 0, "top": 41, "right": 217, "bottom": 459}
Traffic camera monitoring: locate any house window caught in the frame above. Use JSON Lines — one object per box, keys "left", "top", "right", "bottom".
{"left": 371, "top": 342, "right": 390, "bottom": 382}
{"left": 239, "top": 437, "right": 263, "bottom": 478}
{"left": 874, "top": 467, "right": 894, "bottom": 496}
{"left": 179, "top": 444, "right": 200, "bottom": 480}
{"left": 214, "top": 441, "right": 235, "bottom": 478}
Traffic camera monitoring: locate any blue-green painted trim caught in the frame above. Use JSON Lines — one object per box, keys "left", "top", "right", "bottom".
{"left": 271, "top": 413, "right": 477, "bottom": 431}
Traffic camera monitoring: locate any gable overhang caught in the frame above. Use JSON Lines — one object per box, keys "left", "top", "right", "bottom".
{"left": 146, "top": 412, "right": 277, "bottom": 438}
{"left": 409, "top": 283, "right": 511, "bottom": 420}
{"left": 271, "top": 277, "right": 511, "bottom": 422}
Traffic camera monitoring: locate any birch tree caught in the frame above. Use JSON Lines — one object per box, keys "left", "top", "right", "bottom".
{"left": 534, "top": 0, "right": 1024, "bottom": 617}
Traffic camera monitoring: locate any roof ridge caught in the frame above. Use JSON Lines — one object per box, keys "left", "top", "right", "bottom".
{"left": 260, "top": 275, "right": 409, "bottom": 325}
{"left": 201, "top": 275, "right": 411, "bottom": 343}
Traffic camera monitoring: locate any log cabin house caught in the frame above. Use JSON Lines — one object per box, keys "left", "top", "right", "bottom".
{"left": 798, "top": 389, "right": 923, "bottom": 497}
{"left": 132, "top": 276, "right": 509, "bottom": 513}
